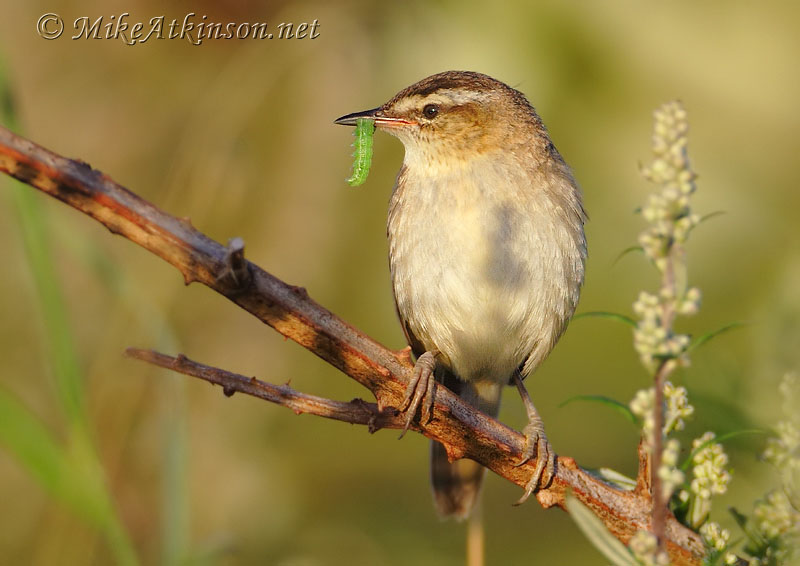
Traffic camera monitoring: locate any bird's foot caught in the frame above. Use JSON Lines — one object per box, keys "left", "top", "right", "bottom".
{"left": 398, "top": 350, "right": 437, "bottom": 438}
{"left": 513, "top": 418, "right": 555, "bottom": 505}
{"left": 512, "top": 371, "right": 555, "bottom": 505}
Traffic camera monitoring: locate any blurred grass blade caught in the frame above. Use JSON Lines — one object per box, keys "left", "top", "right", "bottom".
{"left": 0, "top": 388, "right": 72, "bottom": 497}
{"left": 162, "top": 380, "right": 189, "bottom": 566}
{"left": 55, "top": 152, "right": 190, "bottom": 566}
{"left": 0, "top": 56, "right": 17, "bottom": 129}
{"left": 1, "top": 52, "right": 85, "bottom": 427}
{"left": 0, "top": 389, "right": 136, "bottom": 564}
{"left": 54, "top": 140, "right": 190, "bottom": 566}
{"left": 565, "top": 493, "right": 638, "bottom": 566}
{"left": 10, "top": 187, "right": 87, "bottom": 424}
{"left": 689, "top": 322, "right": 746, "bottom": 352}
{"left": 1, "top": 54, "right": 138, "bottom": 565}
{"left": 572, "top": 311, "right": 637, "bottom": 327}
{"left": 0, "top": 390, "right": 98, "bottom": 524}
{"left": 559, "top": 394, "right": 637, "bottom": 424}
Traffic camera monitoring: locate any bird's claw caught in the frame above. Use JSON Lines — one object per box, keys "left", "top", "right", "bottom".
{"left": 513, "top": 420, "right": 555, "bottom": 505}
{"left": 398, "top": 351, "right": 436, "bottom": 438}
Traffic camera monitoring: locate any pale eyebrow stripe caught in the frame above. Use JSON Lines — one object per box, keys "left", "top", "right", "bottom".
{"left": 434, "top": 89, "right": 491, "bottom": 105}
{"left": 393, "top": 90, "right": 488, "bottom": 114}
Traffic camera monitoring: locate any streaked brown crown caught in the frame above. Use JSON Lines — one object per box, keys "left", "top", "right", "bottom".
{"left": 385, "top": 70, "right": 534, "bottom": 115}
{"left": 380, "top": 71, "right": 550, "bottom": 156}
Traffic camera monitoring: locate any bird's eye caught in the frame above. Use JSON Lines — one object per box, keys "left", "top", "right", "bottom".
{"left": 422, "top": 104, "right": 439, "bottom": 119}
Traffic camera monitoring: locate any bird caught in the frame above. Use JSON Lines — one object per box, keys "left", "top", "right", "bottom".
{"left": 335, "top": 71, "right": 586, "bottom": 519}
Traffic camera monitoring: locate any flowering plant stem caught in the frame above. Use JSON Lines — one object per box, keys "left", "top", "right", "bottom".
{"left": 652, "top": 358, "right": 672, "bottom": 546}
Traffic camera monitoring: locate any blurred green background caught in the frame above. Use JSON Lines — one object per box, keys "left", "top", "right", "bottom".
{"left": 1, "top": 1, "right": 798, "bottom": 564}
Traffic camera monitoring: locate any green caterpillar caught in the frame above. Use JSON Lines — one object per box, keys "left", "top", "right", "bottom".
{"left": 346, "top": 118, "right": 375, "bottom": 186}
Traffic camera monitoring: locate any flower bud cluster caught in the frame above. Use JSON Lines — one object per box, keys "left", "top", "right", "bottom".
{"left": 633, "top": 101, "right": 702, "bottom": 371}
{"left": 629, "top": 381, "right": 694, "bottom": 443}
{"left": 639, "top": 101, "right": 699, "bottom": 265}
{"left": 630, "top": 387, "right": 655, "bottom": 440}
{"left": 658, "top": 438, "right": 684, "bottom": 499}
{"left": 751, "top": 373, "right": 800, "bottom": 558}
{"left": 630, "top": 384, "right": 690, "bottom": 500}
{"left": 628, "top": 530, "right": 670, "bottom": 566}
{"left": 754, "top": 490, "right": 800, "bottom": 541}
{"left": 698, "top": 522, "right": 739, "bottom": 564}
{"left": 664, "top": 382, "right": 694, "bottom": 434}
{"left": 686, "top": 432, "right": 732, "bottom": 527}
{"left": 763, "top": 373, "right": 800, "bottom": 499}
{"left": 633, "top": 291, "right": 691, "bottom": 369}
{"left": 699, "top": 521, "right": 730, "bottom": 553}
{"left": 691, "top": 432, "right": 731, "bottom": 500}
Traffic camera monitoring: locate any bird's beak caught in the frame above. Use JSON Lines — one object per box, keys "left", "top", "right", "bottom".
{"left": 334, "top": 107, "right": 415, "bottom": 128}
{"left": 334, "top": 107, "right": 379, "bottom": 126}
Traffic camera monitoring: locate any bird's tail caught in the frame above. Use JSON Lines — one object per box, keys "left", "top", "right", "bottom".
{"left": 430, "top": 371, "right": 502, "bottom": 520}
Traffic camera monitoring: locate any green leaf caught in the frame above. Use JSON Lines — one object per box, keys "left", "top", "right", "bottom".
{"left": 589, "top": 468, "right": 638, "bottom": 490}
{"left": 729, "top": 507, "right": 749, "bottom": 530}
{"left": 560, "top": 395, "right": 638, "bottom": 424}
{"left": 0, "top": 56, "right": 18, "bottom": 130}
{"left": 699, "top": 210, "right": 725, "bottom": 224}
{"left": 681, "top": 429, "right": 765, "bottom": 471}
{"left": 572, "top": 311, "right": 638, "bottom": 327}
{"left": 729, "top": 507, "right": 768, "bottom": 551}
{"left": 565, "top": 494, "right": 639, "bottom": 566}
{"left": 689, "top": 322, "right": 747, "bottom": 352}
{"left": 613, "top": 246, "right": 644, "bottom": 265}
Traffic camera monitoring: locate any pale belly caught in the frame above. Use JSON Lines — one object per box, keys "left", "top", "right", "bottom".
{"left": 389, "top": 176, "right": 567, "bottom": 384}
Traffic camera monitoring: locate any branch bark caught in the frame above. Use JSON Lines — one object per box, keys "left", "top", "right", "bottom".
{"left": 124, "top": 348, "right": 404, "bottom": 432}
{"left": 0, "top": 125, "right": 705, "bottom": 565}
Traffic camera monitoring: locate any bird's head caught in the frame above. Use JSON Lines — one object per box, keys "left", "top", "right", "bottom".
{"left": 335, "top": 71, "right": 548, "bottom": 167}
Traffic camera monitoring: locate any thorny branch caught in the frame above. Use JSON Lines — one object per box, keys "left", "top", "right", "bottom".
{"left": 124, "top": 348, "right": 403, "bottom": 432}
{"left": 0, "top": 125, "right": 705, "bottom": 565}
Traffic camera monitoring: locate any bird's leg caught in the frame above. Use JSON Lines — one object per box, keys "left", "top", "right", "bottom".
{"left": 512, "top": 371, "right": 555, "bottom": 504}
{"left": 398, "top": 350, "right": 437, "bottom": 438}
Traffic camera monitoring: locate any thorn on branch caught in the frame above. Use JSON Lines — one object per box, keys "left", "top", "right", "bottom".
{"left": 290, "top": 285, "right": 309, "bottom": 300}
{"left": 74, "top": 158, "right": 93, "bottom": 170}
{"left": 394, "top": 346, "right": 413, "bottom": 365}
{"left": 444, "top": 442, "right": 467, "bottom": 462}
{"left": 636, "top": 437, "right": 652, "bottom": 496}
{"left": 218, "top": 236, "right": 251, "bottom": 290}
{"left": 352, "top": 398, "right": 383, "bottom": 433}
